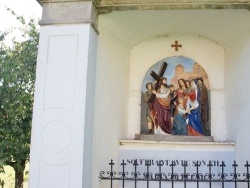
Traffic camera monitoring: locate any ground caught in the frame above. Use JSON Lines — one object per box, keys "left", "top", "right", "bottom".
{"left": 0, "top": 164, "right": 29, "bottom": 188}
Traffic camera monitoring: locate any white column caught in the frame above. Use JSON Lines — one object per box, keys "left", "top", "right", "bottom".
{"left": 29, "top": 1, "right": 98, "bottom": 188}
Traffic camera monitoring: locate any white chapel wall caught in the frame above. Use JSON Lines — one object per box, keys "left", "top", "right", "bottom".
{"left": 92, "top": 31, "right": 232, "bottom": 187}
{"left": 129, "top": 35, "right": 226, "bottom": 141}
{"left": 92, "top": 20, "right": 130, "bottom": 187}
{"left": 225, "top": 35, "right": 250, "bottom": 163}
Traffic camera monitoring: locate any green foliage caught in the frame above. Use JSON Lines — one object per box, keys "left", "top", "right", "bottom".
{"left": 0, "top": 9, "right": 39, "bottom": 187}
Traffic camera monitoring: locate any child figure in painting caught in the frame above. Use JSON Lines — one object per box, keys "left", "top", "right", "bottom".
{"left": 143, "top": 82, "right": 154, "bottom": 134}
{"left": 169, "top": 84, "right": 178, "bottom": 127}
{"left": 172, "top": 97, "right": 195, "bottom": 135}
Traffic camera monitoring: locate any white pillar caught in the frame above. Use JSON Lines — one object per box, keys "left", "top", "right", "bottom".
{"left": 29, "top": 1, "right": 98, "bottom": 188}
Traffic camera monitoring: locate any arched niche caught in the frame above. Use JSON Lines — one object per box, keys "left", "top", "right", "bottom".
{"left": 140, "top": 56, "right": 211, "bottom": 136}
{"left": 127, "top": 35, "right": 226, "bottom": 141}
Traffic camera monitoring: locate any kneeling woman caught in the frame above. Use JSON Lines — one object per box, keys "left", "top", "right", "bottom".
{"left": 172, "top": 97, "right": 194, "bottom": 135}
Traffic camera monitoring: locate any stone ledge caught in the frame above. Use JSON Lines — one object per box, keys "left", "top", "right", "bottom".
{"left": 135, "top": 134, "right": 214, "bottom": 142}
{"left": 119, "top": 139, "right": 235, "bottom": 145}
{"left": 119, "top": 136, "right": 235, "bottom": 148}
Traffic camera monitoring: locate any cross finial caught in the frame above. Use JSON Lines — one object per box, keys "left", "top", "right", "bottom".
{"left": 171, "top": 41, "right": 182, "bottom": 51}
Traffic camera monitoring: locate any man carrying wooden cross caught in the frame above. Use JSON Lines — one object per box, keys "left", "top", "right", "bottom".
{"left": 150, "top": 62, "right": 172, "bottom": 135}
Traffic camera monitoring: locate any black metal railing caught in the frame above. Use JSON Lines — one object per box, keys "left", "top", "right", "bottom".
{"left": 99, "top": 159, "right": 250, "bottom": 188}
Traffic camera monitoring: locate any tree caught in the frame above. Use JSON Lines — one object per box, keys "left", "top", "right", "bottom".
{"left": 0, "top": 10, "right": 39, "bottom": 188}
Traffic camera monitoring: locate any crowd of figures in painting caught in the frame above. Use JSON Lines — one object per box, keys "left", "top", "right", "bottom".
{"left": 142, "top": 60, "right": 210, "bottom": 136}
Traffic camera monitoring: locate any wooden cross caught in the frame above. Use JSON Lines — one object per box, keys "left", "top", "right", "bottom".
{"left": 171, "top": 41, "right": 182, "bottom": 51}
{"left": 150, "top": 61, "right": 168, "bottom": 92}
{"left": 149, "top": 62, "right": 168, "bottom": 101}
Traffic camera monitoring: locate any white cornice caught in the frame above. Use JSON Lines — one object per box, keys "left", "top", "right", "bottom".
{"left": 97, "top": 0, "right": 250, "bottom": 13}
{"left": 37, "top": 0, "right": 250, "bottom": 14}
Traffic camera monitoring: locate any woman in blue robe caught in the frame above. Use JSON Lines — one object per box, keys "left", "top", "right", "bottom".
{"left": 172, "top": 105, "right": 187, "bottom": 135}
{"left": 172, "top": 98, "right": 195, "bottom": 135}
{"left": 186, "top": 80, "right": 204, "bottom": 136}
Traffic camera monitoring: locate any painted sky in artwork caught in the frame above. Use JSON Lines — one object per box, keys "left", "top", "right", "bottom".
{"left": 141, "top": 56, "right": 196, "bottom": 92}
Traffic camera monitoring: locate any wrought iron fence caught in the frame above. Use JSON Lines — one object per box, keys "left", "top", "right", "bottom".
{"left": 99, "top": 159, "right": 250, "bottom": 188}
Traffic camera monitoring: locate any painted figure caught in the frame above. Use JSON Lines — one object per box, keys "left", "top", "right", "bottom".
{"left": 177, "top": 78, "right": 187, "bottom": 99}
{"left": 197, "top": 77, "right": 210, "bottom": 135}
{"left": 172, "top": 98, "right": 194, "bottom": 135}
{"left": 143, "top": 82, "right": 154, "bottom": 134}
{"left": 177, "top": 78, "right": 188, "bottom": 109}
{"left": 169, "top": 84, "right": 178, "bottom": 127}
{"left": 184, "top": 80, "right": 192, "bottom": 94}
{"left": 152, "top": 78, "right": 172, "bottom": 134}
{"left": 186, "top": 79, "right": 204, "bottom": 136}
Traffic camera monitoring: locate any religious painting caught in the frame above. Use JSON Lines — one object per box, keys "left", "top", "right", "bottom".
{"left": 140, "top": 56, "right": 211, "bottom": 136}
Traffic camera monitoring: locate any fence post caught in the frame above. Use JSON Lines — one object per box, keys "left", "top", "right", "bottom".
{"left": 145, "top": 160, "right": 151, "bottom": 188}
{"left": 232, "top": 161, "right": 238, "bottom": 188}
{"left": 133, "top": 159, "right": 139, "bottom": 188}
{"left": 157, "top": 160, "right": 164, "bottom": 188}
{"left": 207, "top": 161, "right": 213, "bottom": 188}
{"left": 194, "top": 161, "right": 201, "bottom": 188}
{"left": 182, "top": 160, "right": 188, "bottom": 188}
{"left": 170, "top": 160, "right": 176, "bottom": 188}
{"left": 109, "top": 159, "right": 115, "bottom": 188}
{"left": 245, "top": 161, "right": 250, "bottom": 188}
{"left": 220, "top": 161, "right": 226, "bottom": 188}
{"left": 121, "top": 160, "right": 126, "bottom": 188}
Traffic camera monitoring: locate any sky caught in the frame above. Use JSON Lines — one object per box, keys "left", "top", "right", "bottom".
{"left": 0, "top": 0, "right": 42, "bottom": 40}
